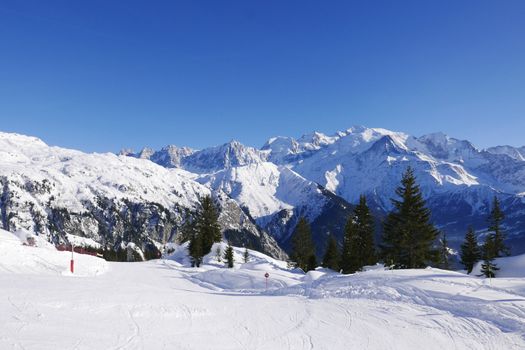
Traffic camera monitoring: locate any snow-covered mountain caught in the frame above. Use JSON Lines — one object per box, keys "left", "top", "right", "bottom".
{"left": 139, "top": 126, "right": 525, "bottom": 255}
{"left": 0, "top": 132, "right": 286, "bottom": 259}
{"left": 261, "top": 126, "right": 525, "bottom": 251}
{"left": 3, "top": 126, "right": 525, "bottom": 259}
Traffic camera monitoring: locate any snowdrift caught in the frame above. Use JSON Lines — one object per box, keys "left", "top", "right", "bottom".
{"left": 0, "top": 229, "right": 108, "bottom": 276}
{"left": 472, "top": 253, "right": 525, "bottom": 278}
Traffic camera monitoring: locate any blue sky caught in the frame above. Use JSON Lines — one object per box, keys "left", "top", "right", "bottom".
{"left": 0, "top": 0, "right": 524, "bottom": 152}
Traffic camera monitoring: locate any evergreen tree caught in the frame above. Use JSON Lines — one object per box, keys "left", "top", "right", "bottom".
{"left": 178, "top": 209, "right": 196, "bottom": 243}
{"left": 381, "top": 167, "right": 439, "bottom": 269}
{"left": 340, "top": 217, "right": 360, "bottom": 274}
{"left": 321, "top": 235, "right": 340, "bottom": 271}
{"left": 307, "top": 254, "right": 318, "bottom": 272}
{"left": 215, "top": 246, "right": 222, "bottom": 262}
{"left": 480, "top": 234, "right": 499, "bottom": 278}
{"left": 438, "top": 232, "right": 451, "bottom": 270}
{"left": 187, "top": 196, "right": 222, "bottom": 266}
{"left": 243, "top": 247, "right": 249, "bottom": 263}
{"left": 488, "top": 196, "right": 509, "bottom": 257}
{"left": 290, "top": 217, "right": 317, "bottom": 272}
{"left": 459, "top": 227, "right": 481, "bottom": 274}
{"left": 353, "top": 195, "right": 377, "bottom": 266}
{"left": 224, "top": 242, "right": 234, "bottom": 268}
{"left": 340, "top": 195, "right": 376, "bottom": 274}
{"left": 195, "top": 195, "right": 222, "bottom": 255}
{"left": 188, "top": 230, "right": 203, "bottom": 267}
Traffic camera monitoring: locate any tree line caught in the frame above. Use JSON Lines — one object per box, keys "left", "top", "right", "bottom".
{"left": 290, "top": 167, "right": 509, "bottom": 278}
{"left": 183, "top": 168, "right": 509, "bottom": 278}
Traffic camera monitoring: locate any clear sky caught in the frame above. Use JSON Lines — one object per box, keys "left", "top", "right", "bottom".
{"left": 0, "top": 0, "right": 524, "bottom": 153}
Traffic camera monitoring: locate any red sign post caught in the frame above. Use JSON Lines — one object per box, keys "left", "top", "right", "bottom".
{"left": 70, "top": 244, "right": 74, "bottom": 274}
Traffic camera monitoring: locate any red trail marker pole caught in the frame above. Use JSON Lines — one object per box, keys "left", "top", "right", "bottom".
{"left": 70, "top": 244, "right": 74, "bottom": 273}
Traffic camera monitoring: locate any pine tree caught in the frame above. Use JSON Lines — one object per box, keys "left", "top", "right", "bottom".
{"left": 290, "top": 217, "right": 317, "bottom": 272}
{"left": 459, "top": 227, "right": 481, "bottom": 274}
{"left": 322, "top": 235, "right": 340, "bottom": 271}
{"left": 480, "top": 234, "right": 499, "bottom": 278}
{"left": 340, "top": 196, "right": 377, "bottom": 274}
{"left": 224, "top": 242, "right": 234, "bottom": 268}
{"left": 178, "top": 209, "right": 196, "bottom": 243}
{"left": 488, "top": 196, "right": 509, "bottom": 257}
{"left": 381, "top": 167, "right": 439, "bottom": 269}
{"left": 438, "top": 232, "right": 451, "bottom": 270}
{"left": 195, "top": 195, "right": 222, "bottom": 255}
{"left": 188, "top": 230, "right": 203, "bottom": 267}
{"left": 353, "top": 195, "right": 377, "bottom": 266}
{"left": 307, "top": 254, "right": 318, "bottom": 272}
{"left": 243, "top": 247, "right": 249, "bottom": 263}
{"left": 340, "top": 217, "right": 360, "bottom": 274}
{"left": 215, "top": 246, "right": 222, "bottom": 262}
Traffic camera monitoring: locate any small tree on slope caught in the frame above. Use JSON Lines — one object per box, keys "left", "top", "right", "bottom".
{"left": 291, "top": 217, "right": 317, "bottom": 272}
{"left": 243, "top": 247, "right": 249, "bottom": 263}
{"left": 224, "top": 242, "right": 235, "bottom": 268}
{"left": 322, "top": 235, "right": 340, "bottom": 271}
{"left": 381, "top": 167, "right": 439, "bottom": 269}
{"left": 438, "top": 232, "right": 451, "bottom": 270}
{"left": 480, "top": 234, "right": 499, "bottom": 278}
{"left": 188, "top": 230, "right": 203, "bottom": 267}
{"left": 460, "top": 227, "right": 481, "bottom": 274}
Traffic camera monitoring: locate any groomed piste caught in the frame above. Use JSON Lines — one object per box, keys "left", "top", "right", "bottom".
{"left": 1, "top": 229, "right": 525, "bottom": 349}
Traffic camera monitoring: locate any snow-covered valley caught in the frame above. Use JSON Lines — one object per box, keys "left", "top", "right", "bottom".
{"left": 2, "top": 230, "right": 525, "bottom": 349}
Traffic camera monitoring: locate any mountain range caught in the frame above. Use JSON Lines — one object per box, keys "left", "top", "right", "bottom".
{"left": 2, "top": 126, "right": 525, "bottom": 259}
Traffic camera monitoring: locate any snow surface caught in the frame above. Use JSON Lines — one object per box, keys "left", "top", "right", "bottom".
{"left": 1, "top": 230, "right": 525, "bottom": 349}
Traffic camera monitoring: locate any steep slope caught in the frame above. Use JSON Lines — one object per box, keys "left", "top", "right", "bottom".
{"left": 0, "top": 132, "right": 285, "bottom": 259}
{"left": 486, "top": 145, "right": 525, "bottom": 162}
{"left": 138, "top": 141, "right": 356, "bottom": 257}
{"left": 195, "top": 162, "right": 355, "bottom": 256}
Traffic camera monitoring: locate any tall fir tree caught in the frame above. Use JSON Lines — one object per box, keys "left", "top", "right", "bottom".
{"left": 354, "top": 195, "right": 377, "bottom": 266}
{"left": 187, "top": 195, "right": 222, "bottom": 266}
{"left": 290, "top": 217, "right": 317, "bottom": 272}
{"left": 381, "top": 167, "right": 439, "bottom": 269}
{"left": 459, "top": 227, "right": 481, "bottom": 274}
{"left": 321, "top": 235, "right": 340, "bottom": 271}
{"left": 195, "top": 195, "right": 222, "bottom": 255}
{"left": 178, "top": 209, "right": 196, "bottom": 244}
{"left": 488, "top": 196, "right": 509, "bottom": 257}
{"left": 340, "top": 195, "right": 377, "bottom": 274}
{"left": 340, "top": 217, "right": 360, "bottom": 274}
{"left": 480, "top": 234, "right": 499, "bottom": 278}
{"left": 224, "top": 242, "right": 235, "bottom": 268}
{"left": 438, "top": 232, "right": 451, "bottom": 270}
{"left": 243, "top": 247, "right": 249, "bottom": 263}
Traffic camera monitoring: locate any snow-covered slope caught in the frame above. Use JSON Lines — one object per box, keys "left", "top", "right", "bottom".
{"left": 486, "top": 145, "right": 525, "bottom": 162}
{"left": 194, "top": 162, "right": 354, "bottom": 252}
{"left": 1, "top": 234, "right": 524, "bottom": 349}
{"left": 196, "top": 162, "right": 327, "bottom": 225}
{"left": 0, "top": 132, "right": 285, "bottom": 259}
{"left": 0, "top": 228, "right": 108, "bottom": 276}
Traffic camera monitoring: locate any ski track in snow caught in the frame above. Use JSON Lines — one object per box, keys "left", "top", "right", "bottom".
{"left": 1, "top": 233, "right": 525, "bottom": 349}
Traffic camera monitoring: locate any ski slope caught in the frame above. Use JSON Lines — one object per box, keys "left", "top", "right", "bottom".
{"left": 1, "top": 231, "right": 525, "bottom": 349}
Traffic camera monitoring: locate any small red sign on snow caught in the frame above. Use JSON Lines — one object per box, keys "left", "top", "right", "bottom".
{"left": 264, "top": 272, "right": 269, "bottom": 278}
